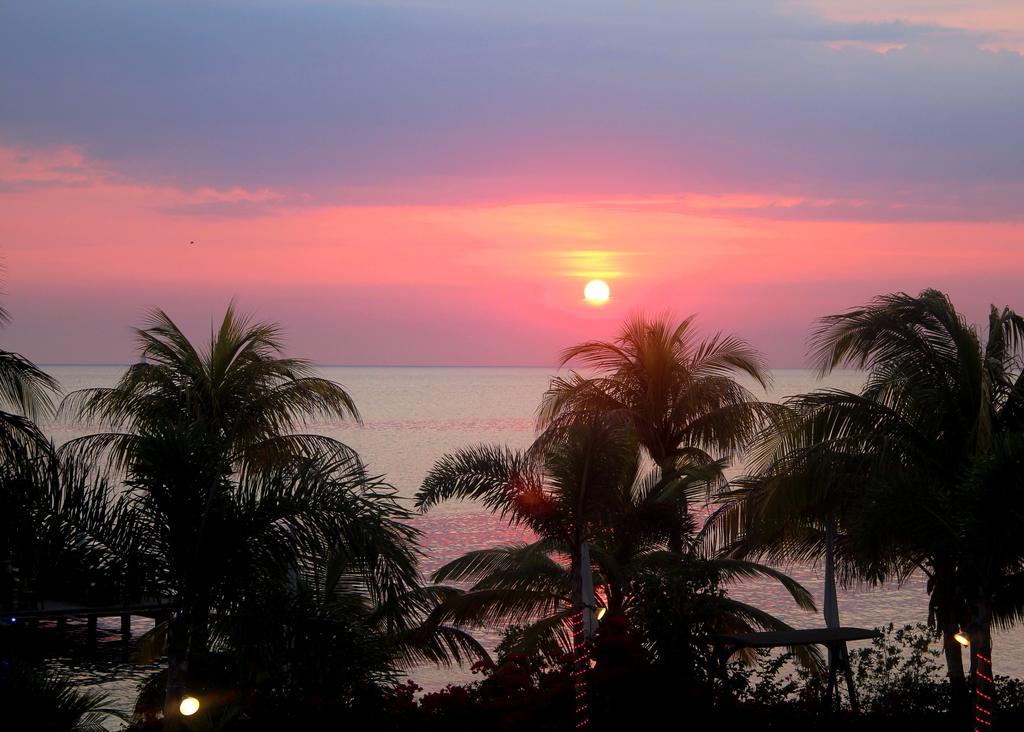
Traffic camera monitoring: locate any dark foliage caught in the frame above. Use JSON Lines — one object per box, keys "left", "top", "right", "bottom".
{"left": 0, "top": 660, "right": 124, "bottom": 732}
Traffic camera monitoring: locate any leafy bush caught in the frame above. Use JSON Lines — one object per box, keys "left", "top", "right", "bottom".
{"left": 0, "top": 661, "right": 125, "bottom": 732}
{"left": 628, "top": 559, "right": 729, "bottom": 687}
{"left": 120, "top": 616, "right": 1024, "bottom": 731}
{"left": 849, "top": 623, "right": 947, "bottom": 717}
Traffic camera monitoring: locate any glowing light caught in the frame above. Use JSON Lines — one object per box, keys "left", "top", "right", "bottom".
{"left": 179, "top": 696, "right": 200, "bottom": 716}
{"left": 954, "top": 632, "right": 970, "bottom": 647}
{"left": 596, "top": 607, "right": 606, "bottom": 621}
{"left": 583, "top": 279, "right": 610, "bottom": 304}
{"left": 974, "top": 650, "right": 993, "bottom": 731}
{"left": 571, "top": 610, "right": 590, "bottom": 729}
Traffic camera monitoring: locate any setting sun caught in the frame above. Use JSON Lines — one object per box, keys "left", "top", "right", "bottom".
{"left": 584, "top": 279, "right": 611, "bottom": 304}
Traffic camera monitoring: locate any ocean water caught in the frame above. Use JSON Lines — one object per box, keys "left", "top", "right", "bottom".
{"left": 38, "top": 366, "right": 1024, "bottom": 719}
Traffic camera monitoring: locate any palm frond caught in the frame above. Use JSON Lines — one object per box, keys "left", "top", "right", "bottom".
{"left": 0, "top": 350, "right": 59, "bottom": 419}
{"left": 416, "top": 444, "right": 543, "bottom": 520}
{"left": 424, "top": 587, "right": 567, "bottom": 628}
{"left": 710, "top": 558, "right": 817, "bottom": 612}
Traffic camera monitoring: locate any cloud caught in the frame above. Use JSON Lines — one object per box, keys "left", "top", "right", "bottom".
{"left": 789, "top": 0, "right": 1024, "bottom": 50}
{"left": 2, "top": 141, "right": 1023, "bottom": 365}
{"left": 2, "top": 3, "right": 1023, "bottom": 366}
{"left": 0, "top": 146, "right": 100, "bottom": 191}
{"left": 0, "top": 0, "right": 1022, "bottom": 220}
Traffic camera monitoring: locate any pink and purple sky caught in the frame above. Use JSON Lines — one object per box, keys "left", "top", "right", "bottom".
{"left": 1, "top": 1, "right": 1022, "bottom": 366}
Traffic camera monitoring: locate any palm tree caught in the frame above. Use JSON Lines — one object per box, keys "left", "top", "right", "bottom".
{"left": 220, "top": 546, "right": 488, "bottom": 709}
{"left": 537, "top": 313, "right": 776, "bottom": 552}
{"left": 415, "top": 421, "right": 816, "bottom": 667}
{"left": 715, "top": 290, "right": 1024, "bottom": 722}
{"left": 0, "top": 294, "right": 59, "bottom": 610}
{"left": 1, "top": 438, "right": 125, "bottom": 611}
{"left": 122, "top": 452, "right": 486, "bottom": 724}
{"left": 0, "top": 663, "right": 126, "bottom": 732}
{"left": 711, "top": 402, "right": 891, "bottom": 709}
{"left": 0, "top": 298, "right": 58, "bottom": 451}
{"left": 59, "top": 305, "right": 425, "bottom": 721}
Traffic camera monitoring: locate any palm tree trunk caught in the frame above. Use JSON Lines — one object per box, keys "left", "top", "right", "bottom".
{"left": 968, "top": 597, "right": 994, "bottom": 732}
{"left": 579, "top": 541, "right": 596, "bottom": 640}
{"left": 933, "top": 569, "right": 968, "bottom": 725}
{"left": 823, "top": 519, "right": 840, "bottom": 631}
{"left": 188, "top": 587, "right": 211, "bottom": 667}
{"left": 658, "top": 461, "right": 686, "bottom": 554}
{"left": 823, "top": 519, "right": 839, "bottom": 696}
{"left": 570, "top": 545, "right": 581, "bottom": 617}
{"left": 163, "top": 581, "right": 207, "bottom": 727}
{"left": 940, "top": 623, "right": 969, "bottom": 727}
{"left": 570, "top": 540, "right": 590, "bottom": 731}
{"left": 163, "top": 608, "right": 188, "bottom": 728}
{"left": 607, "top": 583, "right": 624, "bottom": 615}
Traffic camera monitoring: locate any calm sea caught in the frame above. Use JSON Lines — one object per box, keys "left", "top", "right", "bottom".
{"left": 38, "top": 366, "right": 1024, "bottom": 719}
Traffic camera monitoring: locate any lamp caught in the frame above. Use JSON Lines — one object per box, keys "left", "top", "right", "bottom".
{"left": 179, "top": 696, "right": 200, "bottom": 716}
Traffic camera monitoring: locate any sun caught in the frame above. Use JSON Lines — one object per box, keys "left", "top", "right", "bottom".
{"left": 583, "top": 279, "right": 611, "bottom": 305}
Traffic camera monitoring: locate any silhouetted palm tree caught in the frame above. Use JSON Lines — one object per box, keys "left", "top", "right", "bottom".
{"left": 213, "top": 540, "right": 488, "bottom": 718}
{"left": 60, "top": 306, "right": 425, "bottom": 721}
{"left": 0, "top": 662, "right": 126, "bottom": 732}
{"left": 416, "top": 421, "right": 815, "bottom": 664}
{"left": 0, "top": 299, "right": 58, "bottom": 451}
{"left": 715, "top": 290, "right": 1024, "bottom": 720}
{"left": 537, "top": 314, "right": 776, "bottom": 551}
{"left": 0, "top": 294, "right": 59, "bottom": 609}
{"left": 1, "top": 438, "right": 124, "bottom": 613}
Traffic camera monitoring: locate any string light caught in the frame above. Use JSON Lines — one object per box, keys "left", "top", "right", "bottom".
{"left": 973, "top": 650, "right": 993, "bottom": 732}
{"left": 572, "top": 609, "right": 590, "bottom": 730}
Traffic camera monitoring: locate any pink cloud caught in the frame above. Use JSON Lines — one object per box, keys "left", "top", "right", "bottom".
{"left": 3, "top": 143, "right": 1023, "bottom": 366}
{"left": 793, "top": 0, "right": 1024, "bottom": 51}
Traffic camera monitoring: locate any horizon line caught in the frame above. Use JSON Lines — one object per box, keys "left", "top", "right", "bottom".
{"left": 38, "top": 362, "right": 845, "bottom": 371}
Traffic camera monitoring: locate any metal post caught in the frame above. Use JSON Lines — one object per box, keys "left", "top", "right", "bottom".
{"left": 824, "top": 518, "right": 857, "bottom": 711}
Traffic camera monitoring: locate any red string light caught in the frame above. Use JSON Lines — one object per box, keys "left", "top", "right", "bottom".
{"left": 973, "top": 649, "right": 994, "bottom": 732}
{"left": 572, "top": 609, "right": 590, "bottom": 730}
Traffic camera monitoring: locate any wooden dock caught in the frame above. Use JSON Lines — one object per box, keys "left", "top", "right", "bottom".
{"left": 2, "top": 599, "right": 177, "bottom": 645}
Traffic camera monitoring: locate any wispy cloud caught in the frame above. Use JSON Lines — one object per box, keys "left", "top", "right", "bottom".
{"left": 1, "top": 1, "right": 1022, "bottom": 216}
{"left": 1, "top": 3, "right": 1023, "bottom": 365}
